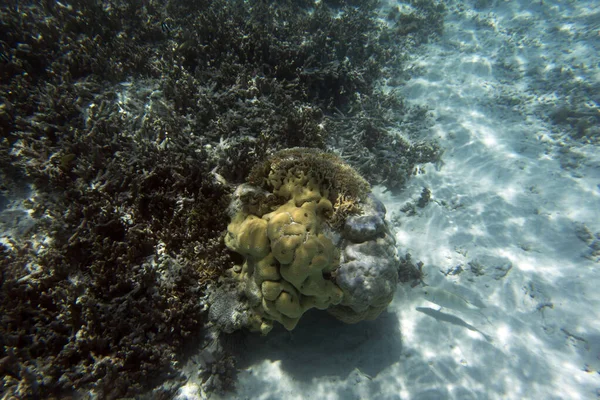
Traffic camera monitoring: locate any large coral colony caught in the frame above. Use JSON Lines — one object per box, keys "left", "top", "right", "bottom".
{"left": 215, "top": 148, "right": 401, "bottom": 334}
{"left": 0, "top": 0, "right": 444, "bottom": 398}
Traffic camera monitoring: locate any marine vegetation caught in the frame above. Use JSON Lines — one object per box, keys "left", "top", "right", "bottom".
{"left": 0, "top": 0, "right": 445, "bottom": 397}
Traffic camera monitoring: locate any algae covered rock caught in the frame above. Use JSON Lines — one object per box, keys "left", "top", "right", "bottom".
{"left": 213, "top": 148, "right": 400, "bottom": 334}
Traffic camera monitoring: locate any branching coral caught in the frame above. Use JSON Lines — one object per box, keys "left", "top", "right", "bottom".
{"left": 0, "top": 0, "right": 443, "bottom": 396}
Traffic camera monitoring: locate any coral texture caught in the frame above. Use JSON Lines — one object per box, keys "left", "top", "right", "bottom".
{"left": 220, "top": 148, "right": 400, "bottom": 333}
{"left": 0, "top": 0, "right": 443, "bottom": 394}
{"left": 329, "top": 194, "right": 400, "bottom": 323}
{"left": 225, "top": 186, "right": 344, "bottom": 332}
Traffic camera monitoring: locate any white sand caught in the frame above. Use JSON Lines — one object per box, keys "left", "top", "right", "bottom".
{"left": 179, "top": 1, "right": 600, "bottom": 399}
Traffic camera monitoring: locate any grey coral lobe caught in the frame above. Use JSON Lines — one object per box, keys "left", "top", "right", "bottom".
{"left": 343, "top": 193, "right": 388, "bottom": 242}
{"left": 332, "top": 193, "right": 400, "bottom": 323}
{"left": 336, "top": 235, "right": 399, "bottom": 312}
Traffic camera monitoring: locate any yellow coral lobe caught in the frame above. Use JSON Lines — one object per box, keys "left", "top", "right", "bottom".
{"left": 265, "top": 209, "right": 291, "bottom": 238}
{"left": 300, "top": 276, "right": 328, "bottom": 296}
{"left": 271, "top": 235, "right": 302, "bottom": 264}
{"left": 225, "top": 215, "right": 269, "bottom": 260}
{"left": 280, "top": 258, "right": 309, "bottom": 289}
{"left": 279, "top": 315, "right": 300, "bottom": 331}
{"left": 255, "top": 254, "right": 281, "bottom": 281}
{"left": 290, "top": 202, "right": 317, "bottom": 223}
{"left": 259, "top": 322, "right": 273, "bottom": 335}
{"left": 316, "top": 197, "right": 333, "bottom": 216}
{"left": 261, "top": 281, "right": 283, "bottom": 301}
{"left": 261, "top": 298, "right": 280, "bottom": 318}
{"left": 281, "top": 222, "right": 307, "bottom": 236}
{"left": 293, "top": 182, "right": 323, "bottom": 206}
{"left": 301, "top": 280, "right": 343, "bottom": 309}
{"left": 275, "top": 291, "right": 302, "bottom": 318}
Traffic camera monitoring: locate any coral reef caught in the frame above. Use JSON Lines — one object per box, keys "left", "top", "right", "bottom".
{"left": 0, "top": 0, "right": 444, "bottom": 397}
{"left": 216, "top": 149, "right": 400, "bottom": 333}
